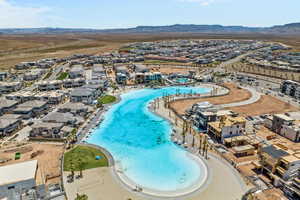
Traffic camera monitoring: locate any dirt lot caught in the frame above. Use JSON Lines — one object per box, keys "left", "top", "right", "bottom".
{"left": 149, "top": 65, "right": 194, "bottom": 75}
{"left": 170, "top": 83, "right": 252, "bottom": 115}
{"left": 227, "top": 95, "right": 299, "bottom": 116}
{"left": 0, "top": 142, "right": 64, "bottom": 185}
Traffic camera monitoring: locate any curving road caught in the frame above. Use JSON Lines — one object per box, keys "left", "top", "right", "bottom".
{"left": 220, "top": 86, "right": 261, "bottom": 108}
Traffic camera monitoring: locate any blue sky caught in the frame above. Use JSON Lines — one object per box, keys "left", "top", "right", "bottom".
{"left": 0, "top": 0, "right": 299, "bottom": 28}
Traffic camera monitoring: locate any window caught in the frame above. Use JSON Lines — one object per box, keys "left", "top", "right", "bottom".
{"left": 8, "top": 186, "right": 15, "bottom": 190}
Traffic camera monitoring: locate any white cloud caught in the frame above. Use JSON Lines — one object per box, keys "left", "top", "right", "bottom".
{"left": 0, "top": 0, "right": 51, "bottom": 28}
{"left": 180, "top": 0, "right": 216, "bottom": 6}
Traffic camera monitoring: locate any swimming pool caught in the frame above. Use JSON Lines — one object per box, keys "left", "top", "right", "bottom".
{"left": 87, "top": 86, "right": 210, "bottom": 194}
{"left": 174, "top": 77, "right": 190, "bottom": 84}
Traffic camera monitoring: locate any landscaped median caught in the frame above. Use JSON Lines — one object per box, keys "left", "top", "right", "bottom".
{"left": 63, "top": 145, "right": 109, "bottom": 171}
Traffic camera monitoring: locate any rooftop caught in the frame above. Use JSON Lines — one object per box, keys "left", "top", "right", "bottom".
{"left": 0, "top": 160, "right": 38, "bottom": 186}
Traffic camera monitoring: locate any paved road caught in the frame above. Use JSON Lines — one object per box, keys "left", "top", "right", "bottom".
{"left": 220, "top": 86, "right": 261, "bottom": 108}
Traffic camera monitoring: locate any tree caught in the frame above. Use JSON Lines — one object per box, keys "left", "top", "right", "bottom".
{"left": 75, "top": 193, "right": 88, "bottom": 200}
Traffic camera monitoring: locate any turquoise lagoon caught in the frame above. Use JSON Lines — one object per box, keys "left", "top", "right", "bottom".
{"left": 87, "top": 86, "right": 210, "bottom": 192}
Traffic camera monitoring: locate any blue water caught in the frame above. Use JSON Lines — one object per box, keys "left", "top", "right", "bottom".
{"left": 174, "top": 77, "right": 190, "bottom": 84}
{"left": 88, "top": 86, "right": 210, "bottom": 191}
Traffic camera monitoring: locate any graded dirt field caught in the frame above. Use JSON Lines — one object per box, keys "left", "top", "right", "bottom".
{"left": 0, "top": 143, "right": 64, "bottom": 185}
{"left": 149, "top": 65, "right": 195, "bottom": 74}
{"left": 227, "top": 95, "right": 300, "bottom": 116}
{"left": 170, "top": 83, "right": 252, "bottom": 115}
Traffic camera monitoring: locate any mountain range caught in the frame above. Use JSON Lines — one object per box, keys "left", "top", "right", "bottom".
{"left": 0, "top": 23, "right": 300, "bottom": 35}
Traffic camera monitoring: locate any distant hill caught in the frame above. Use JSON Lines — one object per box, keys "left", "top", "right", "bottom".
{"left": 0, "top": 23, "right": 299, "bottom": 35}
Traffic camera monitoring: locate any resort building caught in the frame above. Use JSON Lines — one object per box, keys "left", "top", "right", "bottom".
{"left": 133, "top": 64, "right": 149, "bottom": 73}
{"left": 13, "top": 100, "right": 48, "bottom": 119}
{"left": 5, "top": 91, "right": 36, "bottom": 103}
{"left": 0, "top": 82, "right": 22, "bottom": 93}
{"left": 0, "top": 98, "right": 18, "bottom": 116}
{"left": 58, "top": 102, "right": 91, "bottom": 116}
{"left": 193, "top": 109, "right": 235, "bottom": 131}
{"left": 207, "top": 115, "right": 246, "bottom": 143}
{"left": 63, "top": 78, "right": 86, "bottom": 88}
{"left": 70, "top": 85, "right": 101, "bottom": 104}
{"left": 23, "top": 69, "right": 45, "bottom": 81}
{"left": 92, "top": 64, "right": 106, "bottom": 80}
{"left": 0, "top": 116, "right": 22, "bottom": 136}
{"left": 30, "top": 121, "right": 64, "bottom": 138}
{"left": 257, "top": 144, "right": 300, "bottom": 189}
{"left": 0, "top": 72, "right": 8, "bottom": 81}
{"left": 281, "top": 80, "right": 300, "bottom": 99}
{"left": 69, "top": 64, "right": 85, "bottom": 79}
{"left": 42, "top": 112, "right": 79, "bottom": 127}
{"left": 116, "top": 73, "right": 127, "bottom": 84}
{"left": 270, "top": 113, "right": 300, "bottom": 142}
{"left": 34, "top": 91, "right": 66, "bottom": 104}
{"left": 0, "top": 160, "right": 46, "bottom": 200}
{"left": 144, "top": 72, "right": 163, "bottom": 83}
{"left": 36, "top": 80, "right": 63, "bottom": 91}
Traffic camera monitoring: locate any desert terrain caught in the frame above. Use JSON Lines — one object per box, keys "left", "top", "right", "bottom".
{"left": 1, "top": 33, "right": 300, "bottom": 70}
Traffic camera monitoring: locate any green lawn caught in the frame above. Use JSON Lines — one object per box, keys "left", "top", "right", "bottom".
{"left": 98, "top": 95, "right": 117, "bottom": 104}
{"left": 64, "top": 145, "right": 109, "bottom": 171}
{"left": 57, "top": 72, "right": 69, "bottom": 80}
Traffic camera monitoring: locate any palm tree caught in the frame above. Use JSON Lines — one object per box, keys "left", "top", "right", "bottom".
{"left": 199, "top": 134, "right": 203, "bottom": 155}
{"left": 77, "top": 158, "right": 85, "bottom": 178}
{"left": 70, "top": 161, "right": 75, "bottom": 180}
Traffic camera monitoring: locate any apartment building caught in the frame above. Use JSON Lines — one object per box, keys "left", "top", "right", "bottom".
{"left": 207, "top": 115, "right": 246, "bottom": 143}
